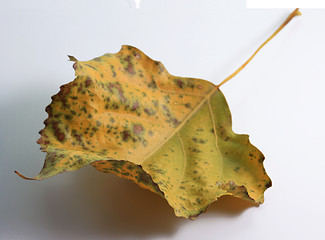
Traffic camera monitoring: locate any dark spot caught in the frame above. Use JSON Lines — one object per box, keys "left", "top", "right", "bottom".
{"left": 258, "top": 155, "right": 265, "bottom": 163}
{"left": 111, "top": 102, "right": 119, "bottom": 109}
{"left": 85, "top": 64, "right": 97, "bottom": 70}
{"left": 147, "top": 79, "right": 158, "bottom": 89}
{"left": 144, "top": 108, "right": 152, "bottom": 116}
{"left": 171, "top": 118, "right": 180, "bottom": 127}
{"left": 45, "top": 105, "right": 53, "bottom": 117}
{"left": 133, "top": 124, "right": 144, "bottom": 135}
{"left": 189, "top": 212, "right": 203, "bottom": 220}
{"left": 80, "top": 106, "right": 87, "bottom": 114}
{"left": 64, "top": 114, "right": 73, "bottom": 121}
{"left": 164, "top": 95, "right": 170, "bottom": 103}
{"left": 265, "top": 180, "right": 272, "bottom": 188}
{"left": 70, "top": 110, "right": 76, "bottom": 116}
{"left": 131, "top": 101, "right": 139, "bottom": 111}
{"left": 152, "top": 100, "right": 159, "bottom": 109}
{"left": 91, "top": 127, "right": 99, "bottom": 132}
{"left": 175, "top": 79, "right": 185, "bottom": 89}
{"left": 110, "top": 65, "right": 116, "bottom": 77}
{"left": 218, "top": 126, "right": 225, "bottom": 136}
{"left": 124, "top": 56, "right": 135, "bottom": 75}
{"left": 192, "top": 138, "right": 205, "bottom": 144}
{"left": 192, "top": 148, "right": 201, "bottom": 153}
{"left": 121, "top": 130, "right": 131, "bottom": 142}
{"left": 52, "top": 121, "right": 65, "bottom": 142}
{"left": 142, "top": 139, "right": 148, "bottom": 147}
{"left": 96, "top": 120, "right": 102, "bottom": 127}
{"left": 187, "top": 80, "right": 195, "bottom": 88}
{"left": 107, "top": 82, "right": 126, "bottom": 103}
{"left": 184, "top": 103, "right": 191, "bottom": 108}
{"left": 133, "top": 51, "right": 141, "bottom": 59}
{"left": 54, "top": 83, "right": 73, "bottom": 108}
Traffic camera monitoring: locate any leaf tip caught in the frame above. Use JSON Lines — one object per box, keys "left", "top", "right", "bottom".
{"left": 67, "top": 55, "right": 78, "bottom": 62}
{"left": 14, "top": 171, "right": 38, "bottom": 181}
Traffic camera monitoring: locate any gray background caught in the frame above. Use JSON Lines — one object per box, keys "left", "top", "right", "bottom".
{"left": 1, "top": 0, "right": 325, "bottom": 239}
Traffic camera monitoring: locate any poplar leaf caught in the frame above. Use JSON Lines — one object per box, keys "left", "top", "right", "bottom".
{"left": 17, "top": 45, "right": 271, "bottom": 219}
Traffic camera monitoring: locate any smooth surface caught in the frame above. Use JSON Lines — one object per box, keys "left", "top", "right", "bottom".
{"left": 1, "top": 1, "right": 325, "bottom": 239}
{"left": 247, "top": 0, "right": 325, "bottom": 8}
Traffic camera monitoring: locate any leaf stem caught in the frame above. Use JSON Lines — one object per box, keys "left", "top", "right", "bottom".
{"left": 14, "top": 170, "right": 37, "bottom": 180}
{"left": 217, "top": 8, "right": 301, "bottom": 88}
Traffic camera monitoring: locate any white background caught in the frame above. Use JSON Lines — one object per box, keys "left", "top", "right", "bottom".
{"left": 1, "top": 0, "right": 325, "bottom": 239}
{"left": 247, "top": 0, "right": 325, "bottom": 8}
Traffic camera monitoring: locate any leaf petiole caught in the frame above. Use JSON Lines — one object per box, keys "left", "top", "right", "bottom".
{"left": 217, "top": 8, "right": 301, "bottom": 88}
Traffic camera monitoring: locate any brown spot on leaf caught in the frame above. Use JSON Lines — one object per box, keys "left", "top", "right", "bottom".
{"left": 52, "top": 121, "right": 65, "bottom": 142}
{"left": 131, "top": 101, "right": 139, "bottom": 111}
{"left": 148, "top": 79, "right": 158, "bottom": 89}
{"left": 124, "top": 56, "right": 135, "bottom": 74}
{"left": 121, "top": 130, "right": 131, "bottom": 142}
{"left": 54, "top": 83, "right": 73, "bottom": 108}
{"left": 189, "top": 212, "right": 203, "bottom": 220}
{"left": 258, "top": 155, "right": 265, "bottom": 163}
{"left": 85, "top": 77, "right": 92, "bottom": 87}
{"left": 133, "top": 124, "right": 144, "bottom": 135}
{"left": 265, "top": 180, "right": 272, "bottom": 188}
{"left": 107, "top": 82, "right": 126, "bottom": 103}
{"left": 133, "top": 51, "right": 141, "bottom": 59}
{"left": 184, "top": 103, "right": 191, "bottom": 108}
{"left": 175, "top": 79, "right": 185, "bottom": 89}
{"left": 171, "top": 118, "right": 180, "bottom": 127}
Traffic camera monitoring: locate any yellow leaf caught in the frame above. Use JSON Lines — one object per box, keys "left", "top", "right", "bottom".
{"left": 16, "top": 9, "right": 302, "bottom": 219}
{"left": 16, "top": 45, "right": 269, "bottom": 218}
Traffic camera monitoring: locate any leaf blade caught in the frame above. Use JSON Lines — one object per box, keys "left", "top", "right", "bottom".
{"left": 23, "top": 45, "right": 271, "bottom": 218}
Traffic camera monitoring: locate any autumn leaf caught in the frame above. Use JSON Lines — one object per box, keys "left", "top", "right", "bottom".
{"left": 16, "top": 9, "right": 301, "bottom": 219}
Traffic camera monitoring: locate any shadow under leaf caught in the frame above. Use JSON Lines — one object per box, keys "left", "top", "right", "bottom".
{"left": 207, "top": 195, "right": 258, "bottom": 216}
{"left": 44, "top": 166, "right": 257, "bottom": 239}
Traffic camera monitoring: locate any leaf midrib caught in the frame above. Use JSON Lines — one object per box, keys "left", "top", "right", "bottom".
{"left": 140, "top": 86, "right": 219, "bottom": 164}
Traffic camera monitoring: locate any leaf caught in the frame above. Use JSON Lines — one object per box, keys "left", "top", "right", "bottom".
{"left": 16, "top": 45, "right": 271, "bottom": 218}
{"left": 17, "top": 8, "right": 301, "bottom": 219}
